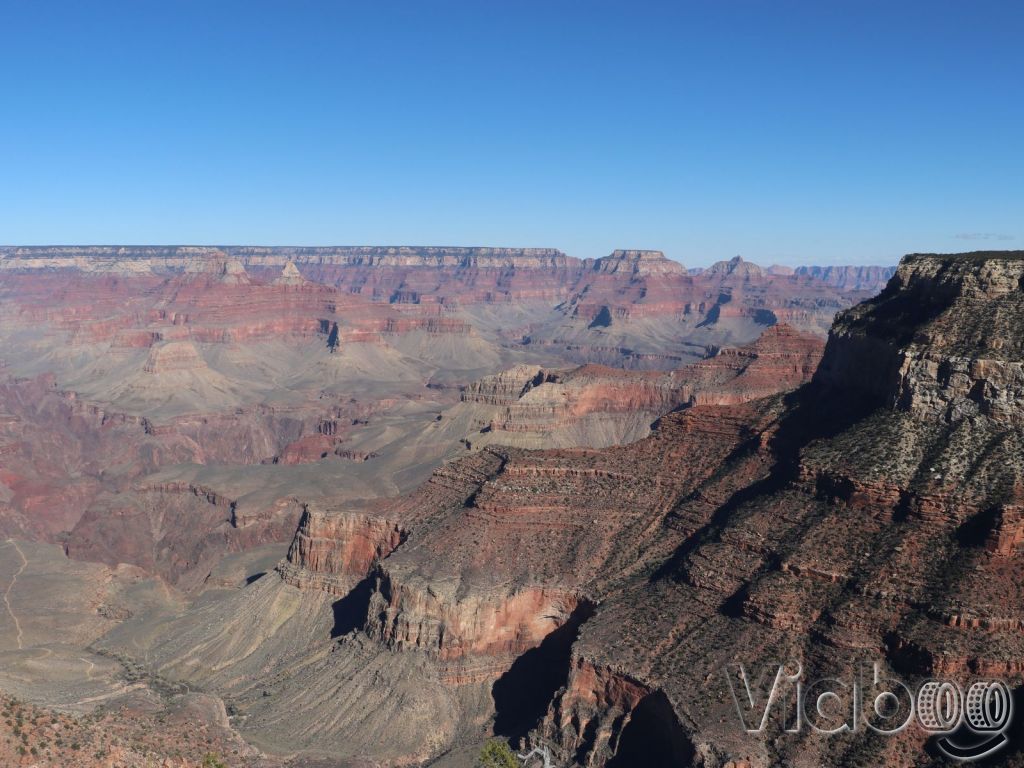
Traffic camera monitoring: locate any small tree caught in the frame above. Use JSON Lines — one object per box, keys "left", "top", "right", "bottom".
{"left": 477, "top": 738, "right": 518, "bottom": 768}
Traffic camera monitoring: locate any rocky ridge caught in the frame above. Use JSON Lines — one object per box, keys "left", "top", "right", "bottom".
{"left": 96, "top": 251, "right": 1024, "bottom": 767}
{"left": 795, "top": 263, "right": 897, "bottom": 291}
{"left": 456, "top": 325, "right": 824, "bottom": 449}
{"left": 1, "top": 246, "right": 892, "bottom": 342}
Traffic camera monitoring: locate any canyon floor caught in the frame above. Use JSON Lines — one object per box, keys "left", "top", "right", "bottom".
{"left": 9, "top": 248, "right": 1021, "bottom": 767}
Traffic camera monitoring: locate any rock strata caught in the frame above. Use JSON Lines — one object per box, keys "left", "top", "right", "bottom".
{"left": 119, "top": 250, "right": 1024, "bottom": 767}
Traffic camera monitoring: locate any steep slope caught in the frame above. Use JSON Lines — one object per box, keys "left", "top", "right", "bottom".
{"left": 96, "top": 339, "right": 821, "bottom": 764}
{"left": 100, "top": 251, "right": 1024, "bottom": 767}
{"left": 452, "top": 325, "right": 823, "bottom": 450}
{"left": 537, "top": 251, "right": 1024, "bottom": 767}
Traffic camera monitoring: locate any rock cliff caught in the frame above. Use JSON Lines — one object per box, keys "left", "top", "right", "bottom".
{"left": 455, "top": 325, "right": 823, "bottom": 450}
{"left": 103, "top": 250, "right": 1024, "bottom": 767}
{"left": 818, "top": 252, "right": 1024, "bottom": 425}
{"left": 795, "top": 263, "right": 897, "bottom": 292}
{"left": 535, "top": 252, "right": 1024, "bottom": 766}
{"left": 587, "top": 249, "right": 687, "bottom": 276}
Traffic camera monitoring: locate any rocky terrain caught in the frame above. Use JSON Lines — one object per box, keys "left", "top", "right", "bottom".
{"left": 0, "top": 247, "right": 888, "bottom": 368}
{"left": 0, "top": 247, "right": 868, "bottom": 584}
{"left": 0, "top": 691, "right": 263, "bottom": 768}
{"left": 79, "top": 250, "right": 1024, "bottom": 768}
{"left": 2, "top": 244, "right": 952, "bottom": 767}
{"left": 455, "top": 324, "right": 823, "bottom": 450}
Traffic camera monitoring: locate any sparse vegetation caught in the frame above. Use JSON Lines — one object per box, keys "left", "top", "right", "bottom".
{"left": 477, "top": 738, "right": 519, "bottom": 768}
{"left": 0, "top": 692, "right": 254, "bottom": 766}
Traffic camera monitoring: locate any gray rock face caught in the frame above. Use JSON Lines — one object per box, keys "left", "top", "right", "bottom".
{"left": 816, "top": 251, "right": 1024, "bottom": 425}
{"left": 794, "top": 264, "right": 896, "bottom": 292}
{"left": 705, "top": 255, "right": 764, "bottom": 279}
{"left": 588, "top": 249, "right": 686, "bottom": 276}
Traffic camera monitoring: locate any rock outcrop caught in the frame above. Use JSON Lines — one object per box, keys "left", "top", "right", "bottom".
{"left": 705, "top": 255, "right": 765, "bottom": 280}
{"left": 795, "top": 263, "right": 897, "bottom": 292}
{"left": 273, "top": 260, "right": 306, "bottom": 286}
{"left": 818, "top": 252, "right": 1024, "bottom": 425}
{"left": 588, "top": 249, "right": 687, "bottom": 276}
{"left": 278, "top": 505, "right": 406, "bottom": 596}
{"left": 104, "top": 250, "right": 1024, "bottom": 767}
{"left": 219, "top": 259, "right": 251, "bottom": 285}
{"left": 142, "top": 341, "right": 207, "bottom": 373}
{"left": 456, "top": 325, "right": 824, "bottom": 449}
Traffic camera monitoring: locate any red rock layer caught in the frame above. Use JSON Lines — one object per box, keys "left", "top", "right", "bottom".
{"left": 465, "top": 324, "right": 823, "bottom": 438}
{"left": 278, "top": 507, "right": 405, "bottom": 596}
{"left": 240, "top": 251, "right": 1024, "bottom": 767}
{"left": 2, "top": 247, "right": 892, "bottom": 343}
{"left": 532, "top": 252, "right": 1024, "bottom": 767}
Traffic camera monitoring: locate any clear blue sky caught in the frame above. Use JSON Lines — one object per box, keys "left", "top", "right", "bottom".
{"left": 1, "top": 1, "right": 1021, "bottom": 266}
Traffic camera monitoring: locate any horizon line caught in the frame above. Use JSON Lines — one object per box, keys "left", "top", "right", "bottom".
{"left": 0, "top": 243, "right": 910, "bottom": 269}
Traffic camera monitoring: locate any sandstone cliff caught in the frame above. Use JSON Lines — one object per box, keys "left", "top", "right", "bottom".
{"left": 454, "top": 324, "right": 823, "bottom": 450}
{"left": 536, "top": 252, "right": 1024, "bottom": 767}
{"left": 98, "top": 250, "right": 1024, "bottom": 767}
{"left": 817, "top": 252, "right": 1024, "bottom": 425}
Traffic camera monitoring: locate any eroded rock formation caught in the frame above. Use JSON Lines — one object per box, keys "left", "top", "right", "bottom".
{"left": 795, "top": 263, "right": 897, "bottom": 292}
{"left": 5, "top": 244, "right": 950, "bottom": 767}
{"left": 456, "top": 324, "right": 824, "bottom": 449}
{"left": 1, "top": 246, "right": 891, "bottom": 359}
{"left": 99, "top": 251, "right": 1024, "bottom": 767}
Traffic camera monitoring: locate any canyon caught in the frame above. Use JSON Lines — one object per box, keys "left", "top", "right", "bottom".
{"left": 8, "top": 247, "right": 1020, "bottom": 768}
{"left": 0, "top": 246, "right": 867, "bottom": 590}
{"left": 88, "top": 250, "right": 1024, "bottom": 767}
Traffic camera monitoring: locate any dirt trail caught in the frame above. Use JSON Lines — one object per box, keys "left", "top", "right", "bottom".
{"left": 2, "top": 540, "right": 27, "bottom": 650}
{"left": 79, "top": 657, "right": 97, "bottom": 680}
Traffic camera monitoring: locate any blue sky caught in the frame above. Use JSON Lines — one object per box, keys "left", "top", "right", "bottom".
{"left": 1, "top": 1, "right": 1021, "bottom": 266}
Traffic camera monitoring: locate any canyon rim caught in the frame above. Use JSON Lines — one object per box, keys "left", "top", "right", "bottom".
{"left": 2, "top": 3, "right": 1021, "bottom": 766}
{"left": 1, "top": 248, "right": 1022, "bottom": 767}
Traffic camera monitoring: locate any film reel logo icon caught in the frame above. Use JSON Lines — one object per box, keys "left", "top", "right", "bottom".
{"left": 919, "top": 680, "right": 1015, "bottom": 762}
{"left": 965, "top": 681, "right": 1012, "bottom": 731}
{"left": 917, "top": 681, "right": 963, "bottom": 732}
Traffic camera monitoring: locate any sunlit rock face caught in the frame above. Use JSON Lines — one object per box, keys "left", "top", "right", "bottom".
{"left": 3, "top": 243, "right": 932, "bottom": 766}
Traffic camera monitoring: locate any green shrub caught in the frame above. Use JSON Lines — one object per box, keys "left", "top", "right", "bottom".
{"left": 477, "top": 739, "right": 518, "bottom": 768}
